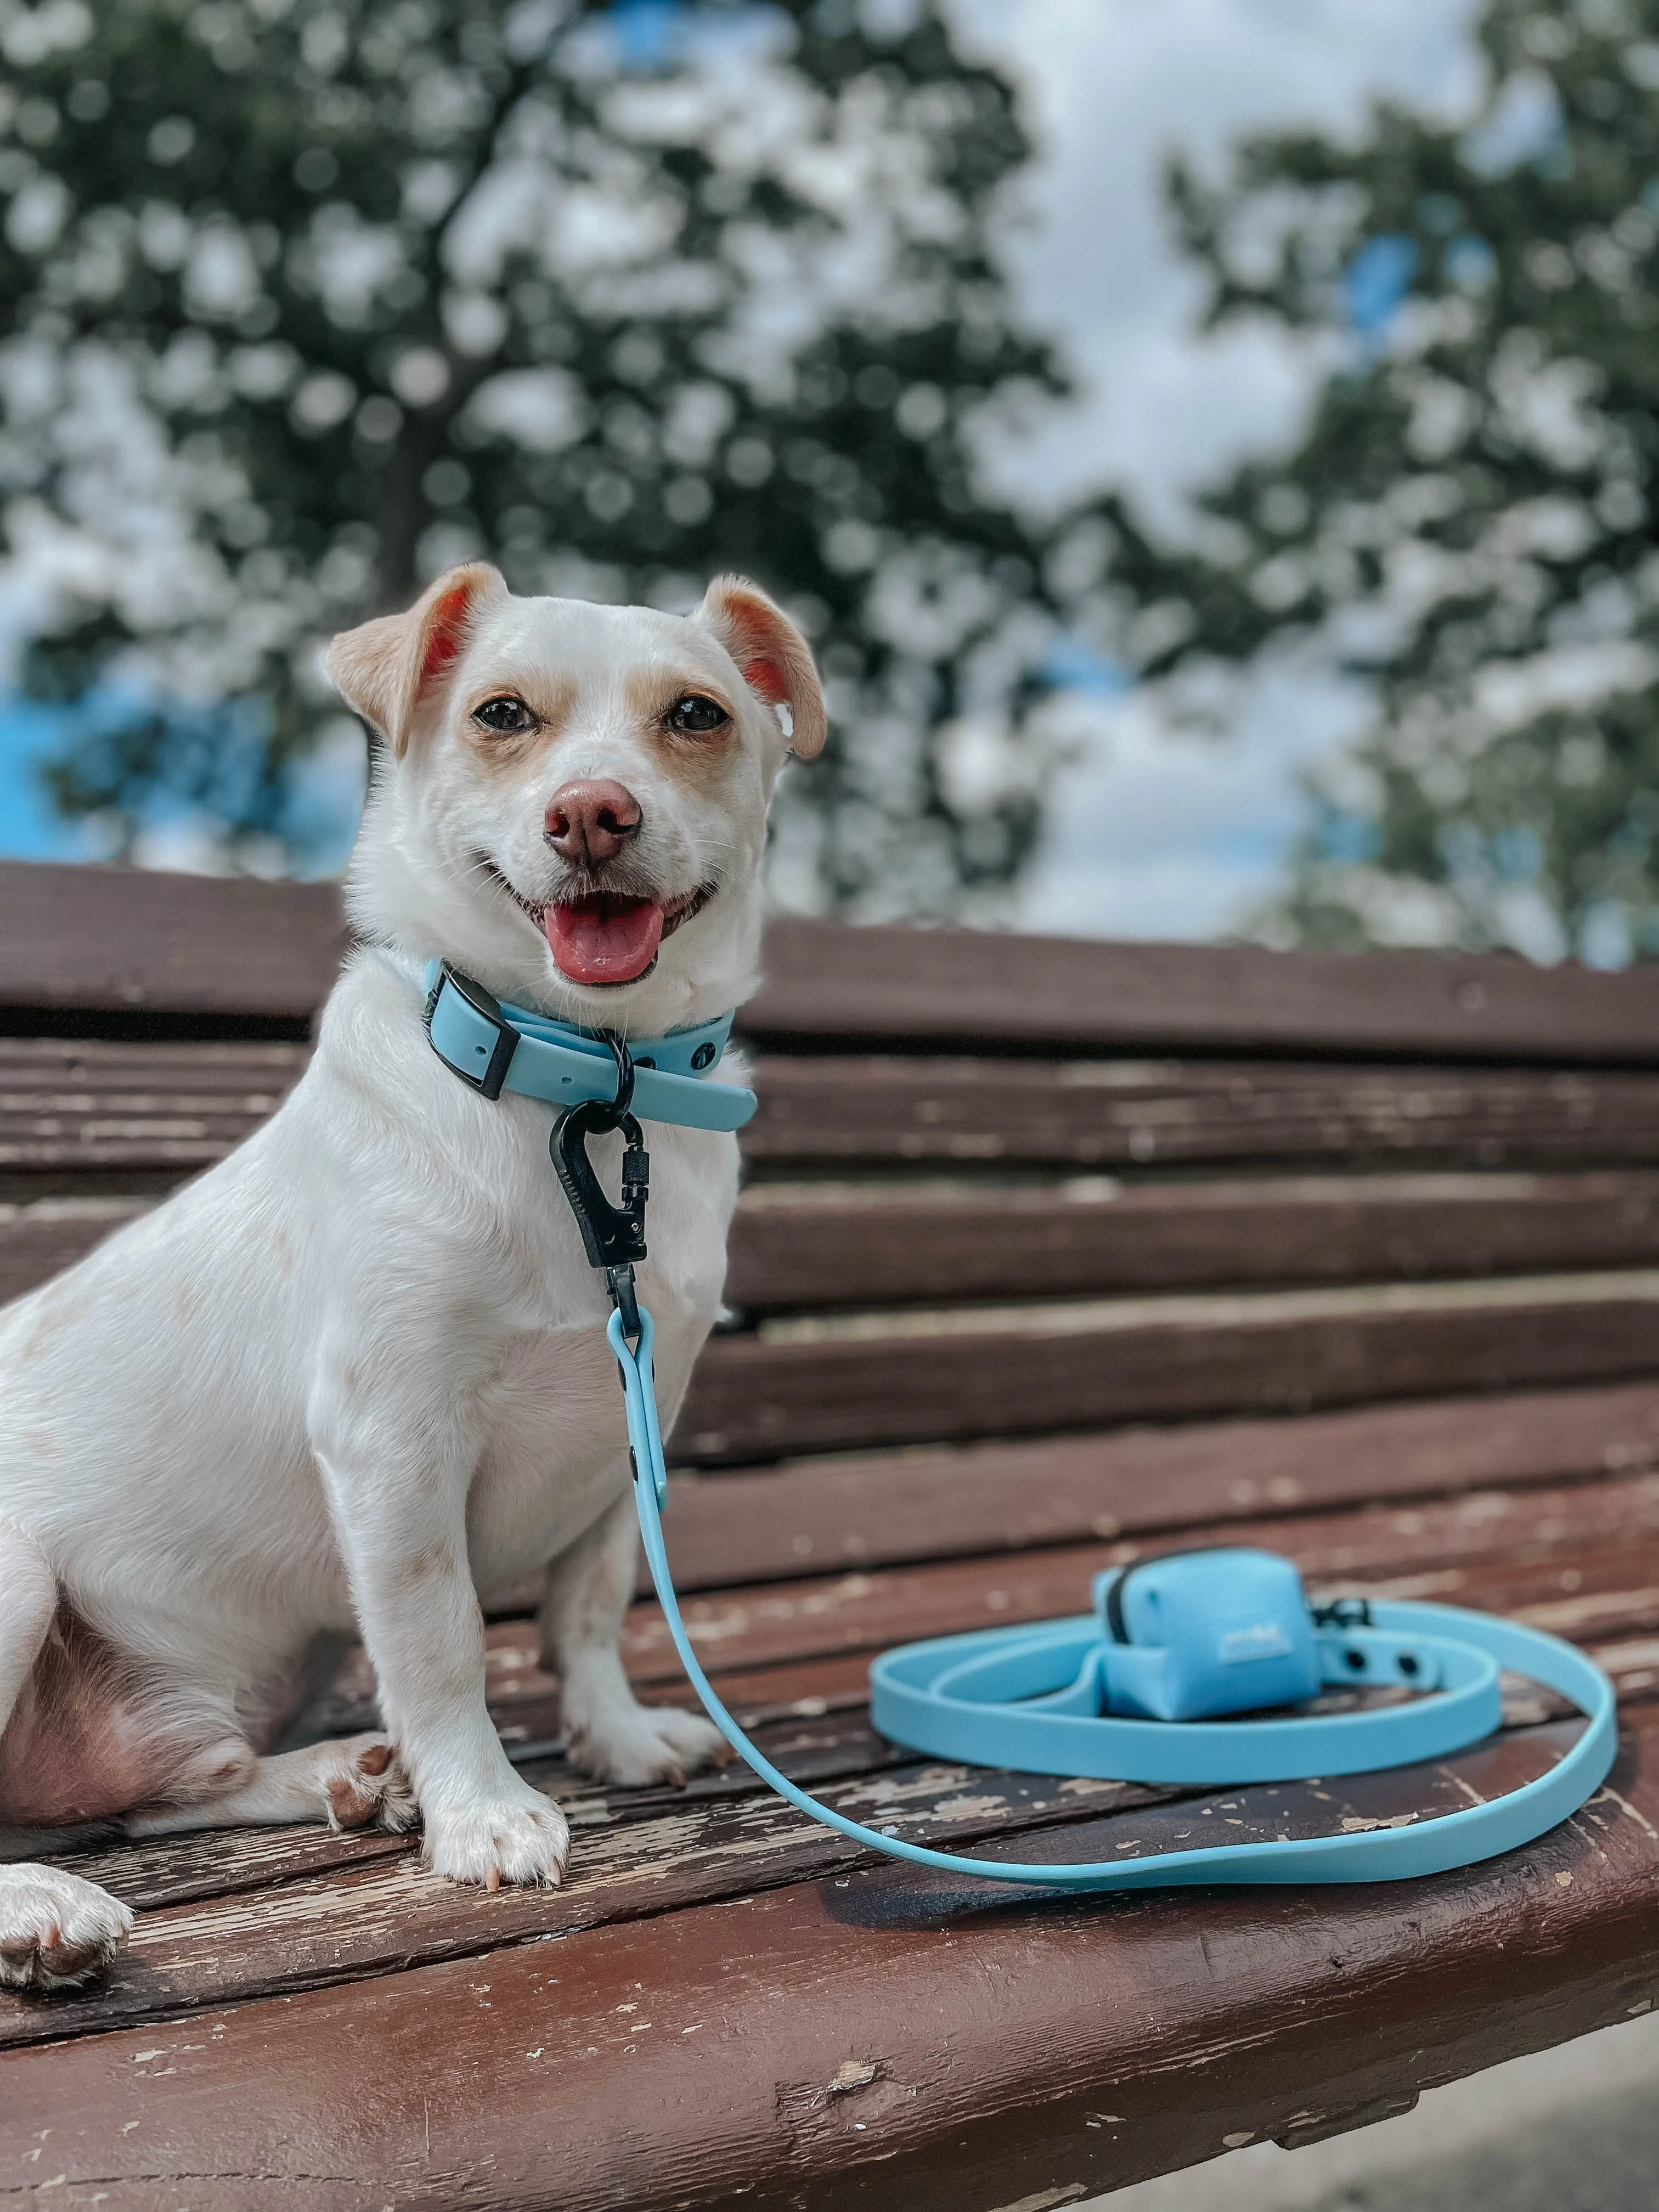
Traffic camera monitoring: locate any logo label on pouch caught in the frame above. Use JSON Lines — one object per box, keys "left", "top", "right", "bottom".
{"left": 1217, "top": 1621, "right": 1295, "bottom": 1664}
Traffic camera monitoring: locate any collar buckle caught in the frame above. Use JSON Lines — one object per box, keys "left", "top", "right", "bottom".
{"left": 425, "top": 963, "right": 519, "bottom": 1101}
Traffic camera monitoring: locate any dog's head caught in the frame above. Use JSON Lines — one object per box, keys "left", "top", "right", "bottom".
{"left": 328, "top": 566, "right": 824, "bottom": 1030}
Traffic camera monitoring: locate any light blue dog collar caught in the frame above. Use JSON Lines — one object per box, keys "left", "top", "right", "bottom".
{"left": 422, "top": 960, "right": 755, "bottom": 1133}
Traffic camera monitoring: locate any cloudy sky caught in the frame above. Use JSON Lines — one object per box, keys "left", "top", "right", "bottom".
{"left": 955, "top": 0, "right": 1484, "bottom": 940}
{"left": 0, "top": 0, "right": 1486, "bottom": 936}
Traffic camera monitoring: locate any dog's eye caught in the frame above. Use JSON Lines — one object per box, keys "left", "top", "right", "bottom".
{"left": 473, "top": 696, "right": 536, "bottom": 735}
{"left": 665, "top": 695, "right": 730, "bottom": 736}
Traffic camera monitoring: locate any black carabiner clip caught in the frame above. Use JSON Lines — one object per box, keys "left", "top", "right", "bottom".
{"left": 551, "top": 1102, "right": 648, "bottom": 1269}
{"left": 550, "top": 1037, "right": 650, "bottom": 1341}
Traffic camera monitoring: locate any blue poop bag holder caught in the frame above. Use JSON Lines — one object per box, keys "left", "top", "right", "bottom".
{"left": 426, "top": 963, "right": 1618, "bottom": 1891}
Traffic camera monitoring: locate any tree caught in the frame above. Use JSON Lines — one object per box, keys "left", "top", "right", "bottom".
{"left": 1110, "top": 0, "right": 1659, "bottom": 960}
{"left": 0, "top": 0, "right": 1088, "bottom": 911}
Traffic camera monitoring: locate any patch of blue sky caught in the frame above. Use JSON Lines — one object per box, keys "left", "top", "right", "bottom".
{"left": 1463, "top": 68, "right": 1565, "bottom": 177}
{"left": 1042, "top": 637, "right": 1129, "bottom": 699}
{"left": 0, "top": 692, "right": 365, "bottom": 878}
{"left": 0, "top": 701, "right": 101, "bottom": 861}
{"left": 601, "top": 0, "right": 783, "bottom": 74}
{"left": 609, "top": 0, "right": 686, "bottom": 70}
{"left": 1310, "top": 803, "right": 1380, "bottom": 865}
{"left": 1345, "top": 234, "right": 1418, "bottom": 340}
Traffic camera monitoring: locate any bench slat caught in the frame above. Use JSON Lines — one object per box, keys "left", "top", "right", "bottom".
{"left": 3, "top": 1757, "right": 1179, "bottom": 2050}
{"left": 7, "top": 859, "right": 1659, "bottom": 1065}
{"left": 648, "top": 1380, "right": 1659, "bottom": 1589}
{"left": 2, "top": 1704, "right": 1651, "bottom": 2208}
{"left": 729, "top": 1172, "right": 1659, "bottom": 1310}
{"left": 15, "top": 1175, "right": 1659, "bottom": 1318}
{"left": 675, "top": 1278, "right": 1659, "bottom": 1463}
{"left": 744, "top": 1057, "right": 1659, "bottom": 1169}
{"left": 35, "top": 1711, "right": 901, "bottom": 1916}
{"left": 747, "top": 916, "right": 1659, "bottom": 1062}
{"left": 7, "top": 1042, "right": 1659, "bottom": 1189}
{"left": 0, "top": 863, "right": 345, "bottom": 1025}
{"left": 0, "top": 1685, "right": 1622, "bottom": 2059}
{"left": 617, "top": 1469, "right": 1659, "bottom": 1683}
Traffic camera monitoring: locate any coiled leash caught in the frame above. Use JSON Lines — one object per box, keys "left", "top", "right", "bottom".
{"left": 426, "top": 964, "right": 1617, "bottom": 1891}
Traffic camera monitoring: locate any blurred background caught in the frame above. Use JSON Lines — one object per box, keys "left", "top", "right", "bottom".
{"left": 1, "top": 0, "right": 1655, "bottom": 964}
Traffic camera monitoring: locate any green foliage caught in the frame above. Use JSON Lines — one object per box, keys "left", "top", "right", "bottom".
{"left": 0, "top": 0, "right": 1084, "bottom": 906}
{"left": 1116, "top": 0, "right": 1659, "bottom": 959}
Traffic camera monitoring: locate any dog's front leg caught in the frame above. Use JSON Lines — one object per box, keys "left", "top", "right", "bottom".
{"left": 541, "top": 1487, "right": 730, "bottom": 1787}
{"left": 311, "top": 1368, "right": 569, "bottom": 1891}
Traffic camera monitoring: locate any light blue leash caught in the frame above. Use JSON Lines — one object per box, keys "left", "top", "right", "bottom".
{"left": 426, "top": 967, "right": 1618, "bottom": 1890}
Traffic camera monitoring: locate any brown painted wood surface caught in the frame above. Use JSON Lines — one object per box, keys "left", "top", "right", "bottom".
{"left": 0, "top": 861, "right": 346, "bottom": 1026}
{"left": 1, "top": 1707, "right": 1654, "bottom": 2210}
{"left": 650, "top": 1380, "right": 1659, "bottom": 1589}
{"left": 674, "top": 1278, "right": 1659, "bottom": 1463}
{"left": 618, "top": 1471, "right": 1659, "bottom": 1681}
{"left": 10, "top": 865, "right": 1659, "bottom": 2210}
{"left": 10, "top": 1045, "right": 1659, "bottom": 1194}
{"left": 9, "top": 857, "right": 1659, "bottom": 1064}
{"left": 18, "top": 1166, "right": 1659, "bottom": 1316}
{"left": 729, "top": 1171, "right": 1659, "bottom": 1310}
{"left": 742, "top": 1056, "right": 1659, "bottom": 1169}
{"left": 745, "top": 914, "right": 1659, "bottom": 1062}
{"left": 0, "top": 1038, "right": 308, "bottom": 1195}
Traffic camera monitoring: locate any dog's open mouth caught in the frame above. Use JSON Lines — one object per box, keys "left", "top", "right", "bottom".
{"left": 486, "top": 865, "right": 713, "bottom": 986}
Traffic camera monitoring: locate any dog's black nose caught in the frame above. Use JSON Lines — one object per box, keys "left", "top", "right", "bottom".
{"left": 544, "top": 780, "right": 642, "bottom": 867}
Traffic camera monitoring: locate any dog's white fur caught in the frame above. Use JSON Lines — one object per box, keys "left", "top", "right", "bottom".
{"left": 0, "top": 566, "right": 822, "bottom": 1991}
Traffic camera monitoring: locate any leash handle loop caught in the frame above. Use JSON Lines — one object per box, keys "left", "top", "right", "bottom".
{"left": 615, "top": 1367, "right": 1617, "bottom": 1890}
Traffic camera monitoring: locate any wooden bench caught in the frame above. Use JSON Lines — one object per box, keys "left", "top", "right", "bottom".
{"left": 5, "top": 855, "right": 1659, "bottom": 2209}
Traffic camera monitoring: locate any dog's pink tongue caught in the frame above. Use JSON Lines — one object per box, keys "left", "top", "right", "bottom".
{"left": 547, "top": 895, "right": 664, "bottom": 985}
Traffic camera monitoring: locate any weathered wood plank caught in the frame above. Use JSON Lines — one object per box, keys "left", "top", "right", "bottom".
{"left": 20, "top": 1172, "right": 1659, "bottom": 1319}
{"left": 0, "top": 1693, "right": 1603, "bottom": 2057}
{"left": 729, "top": 1172, "right": 1659, "bottom": 1311}
{"left": 652, "top": 1381, "right": 1659, "bottom": 1590}
{"left": 1, "top": 1711, "right": 1650, "bottom": 2210}
{"left": 26, "top": 1712, "right": 902, "bottom": 1916}
{"left": 9, "top": 1041, "right": 1659, "bottom": 1202}
{"left": 674, "top": 1276, "right": 1659, "bottom": 1464}
{"left": 0, "top": 1038, "right": 307, "bottom": 1197}
{"left": 744, "top": 916, "right": 1659, "bottom": 1062}
{"left": 9, "top": 859, "right": 1659, "bottom": 1063}
{"left": 0, "top": 862, "right": 345, "bottom": 1028}
{"left": 741, "top": 1056, "right": 1659, "bottom": 1171}
{"left": 0, "top": 1757, "right": 1178, "bottom": 2049}
{"left": 16, "top": 1531, "right": 1659, "bottom": 2044}
{"left": 619, "top": 1469, "right": 1659, "bottom": 1681}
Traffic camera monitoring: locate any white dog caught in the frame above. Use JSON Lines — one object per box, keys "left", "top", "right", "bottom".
{"left": 0, "top": 566, "right": 824, "bottom": 1991}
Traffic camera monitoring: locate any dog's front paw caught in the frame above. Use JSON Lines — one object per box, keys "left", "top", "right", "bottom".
{"left": 569, "top": 1701, "right": 732, "bottom": 1789}
{"left": 0, "top": 1865, "right": 134, "bottom": 1993}
{"left": 424, "top": 1781, "right": 570, "bottom": 1892}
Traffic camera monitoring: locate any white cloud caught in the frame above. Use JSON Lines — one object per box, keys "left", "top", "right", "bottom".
{"left": 1015, "top": 653, "right": 1373, "bottom": 940}
{"left": 953, "top": 0, "right": 1485, "bottom": 937}
{"left": 958, "top": 0, "right": 1485, "bottom": 523}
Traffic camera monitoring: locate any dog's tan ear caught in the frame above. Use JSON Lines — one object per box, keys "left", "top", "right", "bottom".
{"left": 698, "top": 575, "right": 826, "bottom": 760}
{"left": 326, "top": 562, "right": 507, "bottom": 755}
